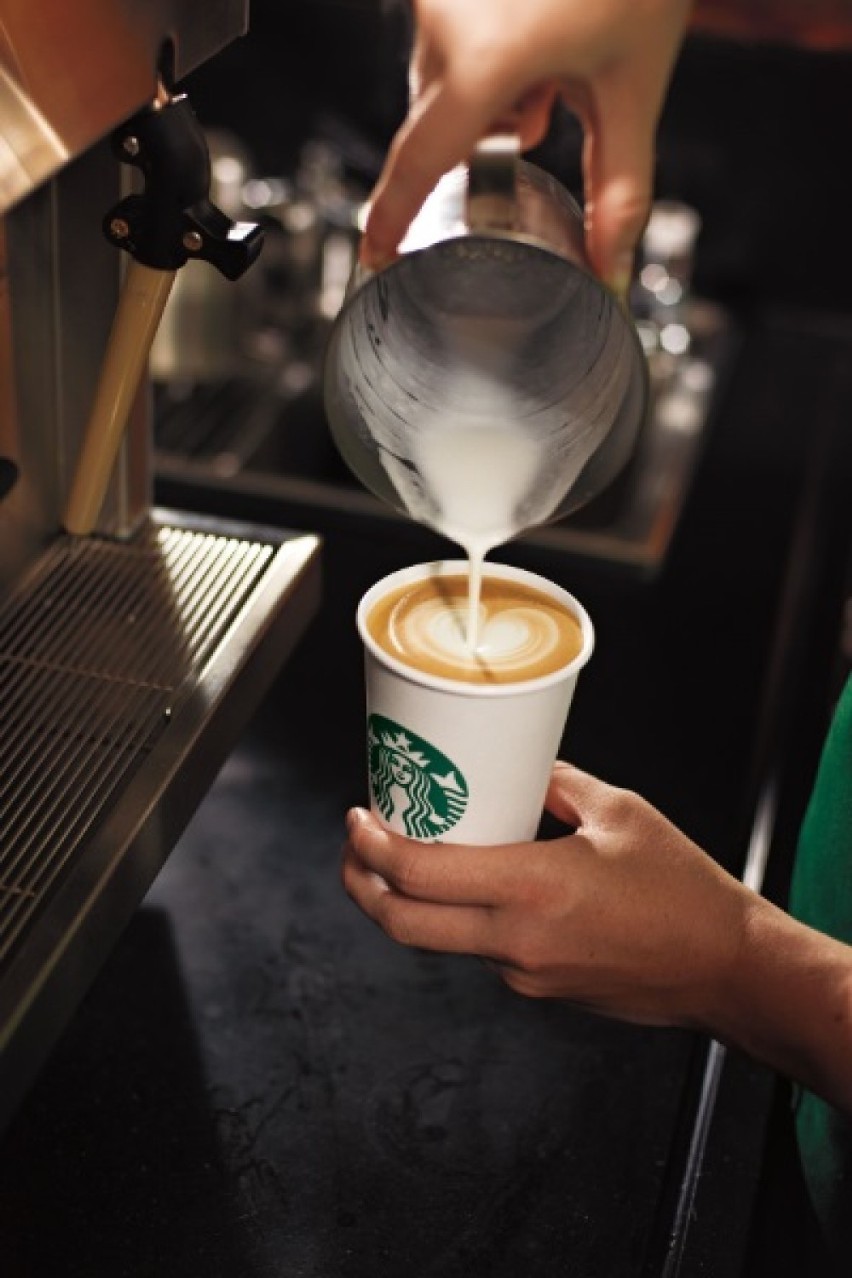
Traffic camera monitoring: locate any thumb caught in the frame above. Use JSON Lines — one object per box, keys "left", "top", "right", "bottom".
{"left": 544, "top": 760, "right": 604, "bottom": 827}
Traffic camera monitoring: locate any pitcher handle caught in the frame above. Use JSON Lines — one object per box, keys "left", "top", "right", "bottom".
{"left": 466, "top": 134, "right": 520, "bottom": 233}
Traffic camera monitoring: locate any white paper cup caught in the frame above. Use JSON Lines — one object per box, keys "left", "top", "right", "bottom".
{"left": 356, "top": 560, "right": 594, "bottom": 844}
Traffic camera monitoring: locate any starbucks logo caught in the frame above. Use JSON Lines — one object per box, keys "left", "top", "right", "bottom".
{"left": 368, "top": 713, "right": 469, "bottom": 839}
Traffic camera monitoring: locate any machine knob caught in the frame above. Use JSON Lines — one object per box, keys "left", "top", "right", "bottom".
{"left": 104, "top": 92, "right": 264, "bottom": 278}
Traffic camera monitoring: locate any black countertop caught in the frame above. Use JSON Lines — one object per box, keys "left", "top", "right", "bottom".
{"left": 2, "top": 307, "right": 852, "bottom": 1277}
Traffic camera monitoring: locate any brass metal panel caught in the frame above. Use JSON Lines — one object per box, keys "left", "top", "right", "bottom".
{"left": 0, "top": 0, "right": 249, "bottom": 216}
{"left": 0, "top": 0, "right": 251, "bottom": 583}
{"left": 0, "top": 143, "right": 149, "bottom": 584}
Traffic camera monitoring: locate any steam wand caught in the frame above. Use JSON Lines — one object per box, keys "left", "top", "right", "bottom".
{"left": 63, "top": 82, "right": 264, "bottom": 535}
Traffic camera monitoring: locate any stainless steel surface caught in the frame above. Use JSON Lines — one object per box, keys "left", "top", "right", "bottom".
{"left": 0, "top": 144, "right": 149, "bottom": 582}
{"left": 323, "top": 142, "right": 648, "bottom": 533}
{"left": 0, "top": 0, "right": 251, "bottom": 581}
{"left": 0, "top": 0, "right": 248, "bottom": 217}
{"left": 0, "top": 508, "right": 321, "bottom": 1133}
{"left": 154, "top": 292, "right": 732, "bottom": 573}
{"left": 0, "top": 0, "right": 327, "bottom": 1138}
{"left": 152, "top": 169, "right": 729, "bottom": 574}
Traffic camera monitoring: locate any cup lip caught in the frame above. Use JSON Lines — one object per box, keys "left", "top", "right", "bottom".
{"left": 330, "top": 237, "right": 589, "bottom": 348}
{"left": 357, "top": 559, "right": 595, "bottom": 698}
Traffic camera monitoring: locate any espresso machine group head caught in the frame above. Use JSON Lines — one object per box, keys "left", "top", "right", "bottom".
{"left": 0, "top": 1, "right": 321, "bottom": 1133}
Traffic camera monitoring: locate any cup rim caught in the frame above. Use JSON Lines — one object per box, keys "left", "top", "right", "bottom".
{"left": 357, "top": 559, "right": 595, "bottom": 697}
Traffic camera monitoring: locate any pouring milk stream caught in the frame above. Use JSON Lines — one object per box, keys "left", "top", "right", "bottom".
{"left": 323, "top": 138, "right": 649, "bottom": 660}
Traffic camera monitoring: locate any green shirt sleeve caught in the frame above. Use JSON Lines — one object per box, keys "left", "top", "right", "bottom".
{"left": 789, "top": 672, "right": 852, "bottom": 1260}
{"left": 791, "top": 672, "right": 852, "bottom": 943}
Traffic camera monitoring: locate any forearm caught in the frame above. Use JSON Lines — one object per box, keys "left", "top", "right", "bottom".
{"left": 690, "top": 0, "right": 852, "bottom": 49}
{"left": 711, "top": 893, "right": 852, "bottom": 1115}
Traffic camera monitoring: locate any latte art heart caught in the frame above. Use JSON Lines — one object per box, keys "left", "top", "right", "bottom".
{"left": 395, "top": 600, "right": 563, "bottom": 677}
{"left": 368, "top": 573, "right": 584, "bottom": 685}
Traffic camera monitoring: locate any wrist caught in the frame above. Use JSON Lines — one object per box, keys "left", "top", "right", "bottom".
{"left": 711, "top": 892, "right": 852, "bottom": 1113}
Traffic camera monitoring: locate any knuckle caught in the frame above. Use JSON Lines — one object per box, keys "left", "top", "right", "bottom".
{"left": 501, "top": 968, "right": 547, "bottom": 1000}
{"left": 442, "top": 42, "right": 512, "bottom": 107}
{"left": 340, "top": 856, "right": 356, "bottom": 897}
{"left": 602, "top": 784, "right": 643, "bottom": 826}
{"left": 509, "top": 930, "right": 548, "bottom": 977}
{"left": 393, "top": 850, "right": 426, "bottom": 897}
{"left": 376, "top": 897, "right": 415, "bottom": 948}
{"left": 443, "top": 58, "right": 491, "bottom": 101}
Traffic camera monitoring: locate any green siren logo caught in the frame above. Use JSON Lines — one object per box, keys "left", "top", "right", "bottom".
{"left": 368, "top": 713, "right": 469, "bottom": 839}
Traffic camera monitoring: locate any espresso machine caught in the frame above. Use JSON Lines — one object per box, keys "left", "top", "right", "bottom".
{"left": 0, "top": 1, "right": 321, "bottom": 1131}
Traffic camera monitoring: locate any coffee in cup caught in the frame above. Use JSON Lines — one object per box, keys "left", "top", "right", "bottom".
{"left": 365, "top": 572, "right": 584, "bottom": 686}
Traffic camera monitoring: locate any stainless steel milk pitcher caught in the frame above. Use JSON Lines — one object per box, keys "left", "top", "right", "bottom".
{"left": 323, "top": 136, "right": 649, "bottom": 548}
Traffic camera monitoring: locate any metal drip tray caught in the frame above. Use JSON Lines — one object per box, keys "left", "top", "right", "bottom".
{"left": 0, "top": 508, "right": 321, "bottom": 1131}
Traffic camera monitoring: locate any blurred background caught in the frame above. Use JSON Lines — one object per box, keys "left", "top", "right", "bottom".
{"left": 183, "top": 0, "right": 852, "bottom": 312}
{"left": 152, "top": 0, "right": 852, "bottom": 570}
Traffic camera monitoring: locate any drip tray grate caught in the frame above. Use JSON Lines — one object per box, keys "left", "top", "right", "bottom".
{"left": 0, "top": 509, "right": 321, "bottom": 1129}
{"left": 0, "top": 523, "right": 272, "bottom": 959}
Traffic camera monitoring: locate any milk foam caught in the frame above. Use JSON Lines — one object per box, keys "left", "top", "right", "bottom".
{"left": 412, "top": 418, "right": 544, "bottom": 556}
{"left": 381, "top": 374, "right": 600, "bottom": 651}
{"left": 411, "top": 416, "right": 549, "bottom": 649}
{"left": 387, "top": 589, "right": 568, "bottom": 681}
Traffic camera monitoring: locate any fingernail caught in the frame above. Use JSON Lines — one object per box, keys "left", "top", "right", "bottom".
{"left": 346, "top": 806, "right": 369, "bottom": 835}
{"left": 358, "top": 237, "right": 396, "bottom": 274}
{"left": 607, "top": 252, "right": 634, "bottom": 307}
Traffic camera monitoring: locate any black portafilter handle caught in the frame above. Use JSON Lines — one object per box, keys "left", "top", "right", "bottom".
{"left": 103, "top": 92, "right": 264, "bottom": 279}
